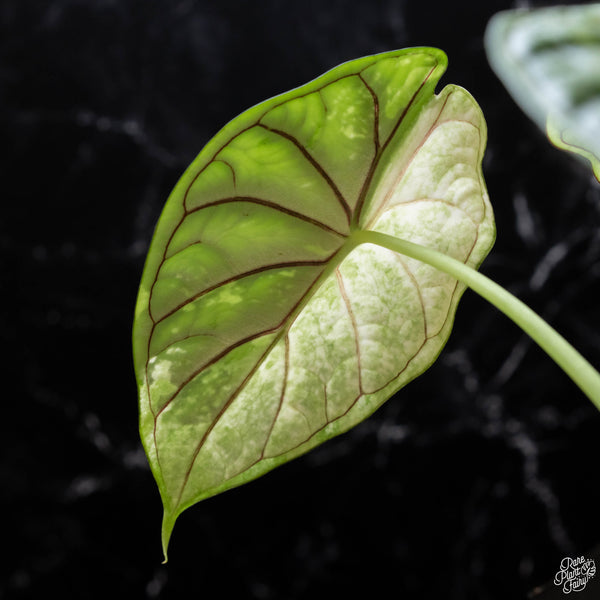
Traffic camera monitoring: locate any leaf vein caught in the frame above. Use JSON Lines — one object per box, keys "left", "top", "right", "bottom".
{"left": 358, "top": 72, "right": 380, "bottom": 153}
{"left": 336, "top": 268, "right": 363, "bottom": 394}
{"left": 153, "top": 258, "right": 333, "bottom": 330}
{"left": 256, "top": 123, "right": 352, "bottom": 223}
{"left": 260, "top": 334, "right": 290, "bottom": 459}
{"left": 353, "top": 61, "right": 439, "bottom": 225}
{"left": 365, "top": 90, "right": 452, "bottom": 229}
{"left": 391, "top": 253, "right": 428, "bottom": 339}
{"left": 185, "top": 196, "right": 346, "bottom": 237}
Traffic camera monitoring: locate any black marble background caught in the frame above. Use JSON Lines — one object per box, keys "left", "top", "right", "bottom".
{"left": 3, "top": 1, "right": 600, "bottom": 598}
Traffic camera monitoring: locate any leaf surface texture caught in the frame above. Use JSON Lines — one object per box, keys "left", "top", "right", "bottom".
{"left": 132, "top": 48, "right": 495, "bottom": 553}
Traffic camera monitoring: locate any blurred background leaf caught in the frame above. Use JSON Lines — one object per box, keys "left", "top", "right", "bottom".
{"left": 485, "top": 3, "right": 600, "bottom": 180}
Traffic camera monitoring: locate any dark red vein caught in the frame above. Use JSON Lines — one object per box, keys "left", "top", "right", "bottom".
{"left": 215, "top": 158, "right": 237, "bottom": 189}
{"left": 181, "top": 124, "right": 256, "bottom": 213}
{"left": 145, "top": 207, "right": 190, "bottom": 428}
{"left": 154, "top": 328, "right": 278, "bottom": 421}
{"left": 147, "top": 210, "right": 188, "bottom": 325}
{"left": 256, "top": 123, "right": 352, "bottom": 224}
{"left": 353, "top": 62, "right": 438, "bottom": 226}
{"left": 358, "top": 73, "right": 380, "bottom": 154}
{"left": 153, "top": 250, "right": 335, "bottom": 417}
{"left": 153, "top": 258, "right": 331, "bottom": 329}
{"left": 363, "top": 90, "right": 452, "bottom": 230}
{"left": 260, "top": 333, "right": 289, "bottom": 459}
{"left": 185, "top": 196, "right": 346, "bottom": 238}
{"left": 318, "top": 89, "right": 328, "bottom": 114}
{"left": 173, "top": 327, "right": 283, "bottom": 505}
{"left": 173, "top": 333, "right": 284, "bottom": 506}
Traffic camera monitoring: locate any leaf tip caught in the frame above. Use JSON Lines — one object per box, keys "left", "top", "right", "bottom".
{"left": 161, "top": 509, "right": 177, "bottom": 564}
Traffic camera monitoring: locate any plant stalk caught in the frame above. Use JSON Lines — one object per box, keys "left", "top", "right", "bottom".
{"left": 352, "top": 230, "right": 600, "bottom": 408}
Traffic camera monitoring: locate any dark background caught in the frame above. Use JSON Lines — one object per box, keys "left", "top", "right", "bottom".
{"left": 3, "top": 0, "right": 600, "bottom": 598}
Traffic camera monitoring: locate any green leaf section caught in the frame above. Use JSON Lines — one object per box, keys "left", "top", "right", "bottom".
{"left": 133, "top": 48, "right": 496, "bottom": 557}
{"left": 485, "top": 4, "right": 600, "bottom": 180}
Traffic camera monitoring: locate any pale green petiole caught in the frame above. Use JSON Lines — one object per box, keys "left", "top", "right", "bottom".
{"left": 356, "top": 229, "right": 600, "bottom": 408}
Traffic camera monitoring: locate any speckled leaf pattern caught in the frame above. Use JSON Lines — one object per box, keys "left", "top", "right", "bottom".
{"left": 485, "top": 4, "right": 600, "bottom": 181}
{"left": 133, "top": 48, "right": 495, "bottom": 554}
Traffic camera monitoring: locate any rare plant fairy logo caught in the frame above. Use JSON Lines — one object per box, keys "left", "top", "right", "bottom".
{"left": 553, "top": 556, "right": 596, "bottom": 594}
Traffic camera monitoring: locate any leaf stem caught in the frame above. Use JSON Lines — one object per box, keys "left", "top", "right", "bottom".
{"left": 353, "top": 230, "right": 600, "bottom": 408}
